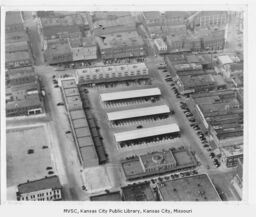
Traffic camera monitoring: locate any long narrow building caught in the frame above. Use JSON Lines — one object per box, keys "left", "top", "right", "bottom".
{"left": 107, "top": 105, "right": 170, "bottom": 122}
{"left": 100, "top": 87, "right": 161, "bottom": 102}
{"left": 114, "top": 123, "right": 180, "bottom": 148}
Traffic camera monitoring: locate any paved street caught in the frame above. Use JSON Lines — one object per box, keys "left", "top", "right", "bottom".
{"left": 23, "top": 11, "right": 44, "bottom": 65}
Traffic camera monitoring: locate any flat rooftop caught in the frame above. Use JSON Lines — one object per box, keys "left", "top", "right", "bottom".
{"left": 70, "top": 110, "right": 86, "bottom": 120}
{"left": 6, "top": 95, "right": 42, "bottom": 110}
{"left": 107, "top": 105, "right": 170, "bottom": 121}
{"left": 96, "top": 31, "right": 144, "bottom": 49}
{"left": 17, "top": 175, "right": 61, "bottom": 194}
{"left": 141, "top": 150, "right": 176, "bottom": 171}
{"left": 122, "top": 149, "right": 197, "bottom": 179}
{"left": 6, "top": 31, "right": 28, "bottom": 44}
{"left": 77, "top": 136, "right": 94, "bottom": 148}
{"left": 80, "top": 146, "right": 98, "bottom": 167}
{"left": 114, "top": 123, "right": 180, "bottom": 142}
{"left": 61, "top": 79, "right": 77, "bottom": 89}
{"left": 100, "top": 87, "right": 161, "bottom": 102}
{"left": 180, "top": 74, "right": 215, "bottom": 88}
{"left": 63, "top": 87, "right": 79, "bottom": 97}
{"left": 158, "top": 174, "right": 221, "bottom": 201}
{"left": 6, "top": 51, "right": 30, "bottom": 62}
{"left": 72, "top": 118, "right": 88, "bottom": 128}
{"left": 75, "top": 127, "right": 91, "bottom": 138}
{"left": 121, "top": 182, "right": 156, "bottom": 201}
{"left": 90, "top": 191, "right": 122, "bottom": 201}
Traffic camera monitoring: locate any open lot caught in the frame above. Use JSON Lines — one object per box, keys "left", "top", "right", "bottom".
{"left": 7, "top": 125, "right": 55, "bottom": 187}
{"left": 82, "top": 166, "right": 112, "bottom": 194}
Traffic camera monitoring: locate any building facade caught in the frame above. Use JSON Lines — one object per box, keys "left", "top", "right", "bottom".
{"left": 17, "top": 176, "right": 63, "bottom": 201}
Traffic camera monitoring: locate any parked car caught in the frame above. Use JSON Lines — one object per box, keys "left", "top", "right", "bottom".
{"left": 57, "top": 102, "right": 64, "bottom": 106}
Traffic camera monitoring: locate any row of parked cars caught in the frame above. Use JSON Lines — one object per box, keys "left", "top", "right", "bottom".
{"left": 180, "top": 101, "right": 221, "bottom": 168}
{"left": 150, "top": 169, "right": 199, "bottom": 185}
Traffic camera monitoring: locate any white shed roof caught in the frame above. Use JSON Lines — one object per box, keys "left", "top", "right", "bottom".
{"left": 107, "top": 105, "right": 170, "bottom": 121}
{"left": 100, "top": 88, "right": 161, "bottom": 102}
{"left": 114, "top": 123, "right": 180, "bottom": 142}
{"left": 218, "top": 55, "right": 233, "bottom": 65}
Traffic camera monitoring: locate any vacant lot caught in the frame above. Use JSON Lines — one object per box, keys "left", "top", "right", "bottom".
{"left": 82, "top": 166, "right": 112, "bottom": 193}
{"left": 7, "top": 125, "right": 55, "bottom": 187}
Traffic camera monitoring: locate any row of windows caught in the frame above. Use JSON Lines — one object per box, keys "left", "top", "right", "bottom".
{"left": 82, "top": 70, "right": 148, "bottom": 80}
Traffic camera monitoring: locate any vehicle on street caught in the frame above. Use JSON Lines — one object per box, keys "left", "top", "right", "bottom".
{"left": 57, "top": 102, "right": 64, "bottom": 106}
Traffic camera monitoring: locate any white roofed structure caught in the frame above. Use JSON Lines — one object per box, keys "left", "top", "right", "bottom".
{"left": 107, "top": 105, "right": 170, "bottom": 121}
{"left": 114, "top": 123, "right": 180, "bottom": 142}
{"left": 100, "top": 88, "right": 161, "bottom": 102}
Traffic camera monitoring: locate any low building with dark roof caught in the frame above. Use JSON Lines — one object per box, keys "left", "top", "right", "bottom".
{"left": 90, "top": 191, "right": 122, "bottom": 201}
{"left": 158, "top": 174, "right": 221, "bottom": 201}
{"left": 16, "top": 176, "right": 63, "bottom": 201}
{"left": 121, "top": 182, "right": 157, "bottom": 201}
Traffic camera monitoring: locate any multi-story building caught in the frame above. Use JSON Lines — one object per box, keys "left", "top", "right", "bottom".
{"left": 230, "top": 159, "right": 243, "bottom": 199}
{"left": 69, "top": 36, "right": 98, "bottom": 61}
{"left": 187, "top": 90, "right": 243, "bottom": 148}
{"left": 16, "top": 176, "right": 63, "bottom": 201}
{"left": 222, "top": 144, "right": 243, "bottom": 168}
{"left": 6, "top": 11, "right": 24, "bottom": 33}
{"left": 121, "top": 182, "right": 157, "bottom": 201}
{"left": 121, "top": 148, "right": 197, "bottom": 180}
{"left": 194, "top": 11, "right": 228, "bottom": 28}
{"left": 162, "top": 24, "right": 187, "bottom": 36}
{"left": 162, "top": 11, "right": 190, "bottom": 26}
{"left": 6, "top": 30, "right": 29, "bottom": 52}
{"left": 5, "top": 51, "right": 32, "bottom": 69}
{"left": 44, "top": 39, "right": 73, "bottom": 64}
{"left": 6, "top": 72, "right": 43, "bottom": 117}
{"left": 76, "top": 63, "right": 149, "bottom": 84}
{"left": 39, "top": 13, "right": 89, "bottom": 29}
{"left": 93, "top": 16, "right": 136, "bottom": 36}
{"left": 158, "top": 174, "right": 221, "bottom": 201}
{"left": 154, "top": 38, "right": 168, "bottom": 54}
{"left": 142, "top": 11, "right": 162, "bottom": 26}
{"left": 41, "top": 26, "right": 82, "bottom": 50}
{"left": 201, "top": 29, "right": 225, "bottom": 50}
{"left": 177, "top": 74, "right": 226, "bottom": 95}
{"left": 96, "top": 31, "right": 146, "bottom": 60}
{"left": 166, "top": 35, "right": 184, "bottom": 52}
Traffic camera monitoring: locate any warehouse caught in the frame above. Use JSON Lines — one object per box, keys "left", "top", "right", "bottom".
{"left": 114, "top": 123, "right": 180, "bottom": 148}
{"left": 107, "top": 105, "right": 170, "bottom": 125}
{"left": 100, "top": 88, "right": 161, "bottom": 106}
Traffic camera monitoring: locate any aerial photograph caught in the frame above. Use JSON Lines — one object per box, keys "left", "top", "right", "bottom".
{"left": 5, "top": 10, "right": 244, "bottom": 201}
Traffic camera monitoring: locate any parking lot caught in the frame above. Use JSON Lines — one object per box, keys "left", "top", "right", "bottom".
{"left": 7, "top": 125, "right": 56, "bottom": 188}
